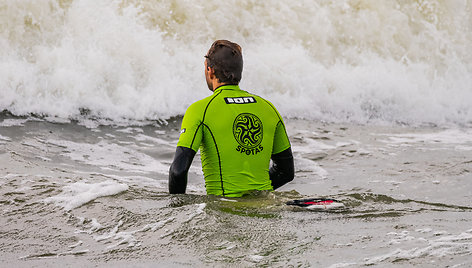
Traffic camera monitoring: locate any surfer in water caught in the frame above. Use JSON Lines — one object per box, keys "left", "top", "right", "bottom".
{"left": 169, "top": 40, "right": 294, "bottom": 197}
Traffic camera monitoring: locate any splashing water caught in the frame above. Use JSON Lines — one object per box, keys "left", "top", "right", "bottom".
{"left": 1, "top": 0, "right": 471, "bottom": 126}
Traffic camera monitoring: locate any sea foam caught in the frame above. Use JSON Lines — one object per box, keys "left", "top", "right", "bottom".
{"left": 44, "top": 180, "right": 129, "bottom": 211}
{"left": 1, "top": 0, "right": 471, "bottom": 126}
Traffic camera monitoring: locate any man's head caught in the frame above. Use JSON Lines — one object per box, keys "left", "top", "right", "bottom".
{"left": 205, "top": 40, "right": 243, "bottom": 91}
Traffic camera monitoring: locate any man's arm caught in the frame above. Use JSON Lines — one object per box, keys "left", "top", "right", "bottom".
{"left": 169, "top": 146, "right": 196, "bottom": 194}
{"left": 269, "top": 147, "right": 294, "bottom": 189}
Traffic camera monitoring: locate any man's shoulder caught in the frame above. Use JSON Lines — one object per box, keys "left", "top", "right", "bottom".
{"left": 251, "top": 94, "right": 272, "bottom": 106}
{"left": 249, "top": 93, "right": 284, "bottom": 121}
{"left": 246, "top": 93, "right": 279, "bottom": 113}
{"left": 187, "top": 95, "right": 214, "bottom": 111}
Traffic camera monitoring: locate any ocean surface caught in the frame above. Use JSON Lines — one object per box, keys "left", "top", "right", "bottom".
{"left": 1, "top": 0, "right": 472, "bottom": 267}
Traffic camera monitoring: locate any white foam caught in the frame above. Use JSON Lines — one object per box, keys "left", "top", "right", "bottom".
{"left": 89, "top": 218, "right": 103, "bottom": 232}
{"left": 184, "top": 203, "right": 206, "bottom": 223}
{"left": 416, "top": 228, "right": 433, "bottom": 233}
{"left": 95, "top": 220, "right": 123, "bottom": 242}
{"left": 19, "top": 249, "right": 90, "bottom": 260}
{"left": 387, "top": 231, "right": 416, "bottom": 245}
{"left": 357, "top": 148, "right": 371, "bottom": 156}
{"left": 292, "top": 134, "right": 337, "bottom": 154}
{"left": 2, "top": 173, "right": 23, "bottom": 179}
{"left": 294, "top": 156, "right": 329, "bottom": 180}
{"left": 0, "top": 134, "right": 11, "bottom": 141}
{"left": 1, "top": 1, "right": 471, "bottom": 126}
{"left": 44, "top": 180, "right": 128, "bottom": 211}
{"left": 247, "top": 255, "right": 264, "bottom": 263}
{"left": 116, "top": 127, "right": 144, "bottom": 134}
{"left": 327, "top": 263, "right": 357, "bottom": 268}
{"left": 364, "top": 229, "right": 472, "bottom": 265}
{"left": 379, "top": 129, "right": 472, "bottom": 146}
{"left": 92, "top": 217, "right": 174, "bottom": 249}
{"left": 0, "top": 119, "right": 28, "bottom": 127}
{"left": 68, "top": 240, "right": 83, "bottom": 248}
{"left": 134, "top": 134, "right": 173, "bottom": 147}
{"left": 81, "top": 173, "right": 167, "bottom": 190}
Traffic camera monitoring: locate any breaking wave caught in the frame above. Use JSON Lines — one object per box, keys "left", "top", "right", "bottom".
{"left": 1, "top": 0, "right": 471, "bottom": 126}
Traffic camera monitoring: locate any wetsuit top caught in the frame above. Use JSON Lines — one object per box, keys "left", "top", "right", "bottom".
{"left": 177, "top": 84, "right": 291, "bottom": 197}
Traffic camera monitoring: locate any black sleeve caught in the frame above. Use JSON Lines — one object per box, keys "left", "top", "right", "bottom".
{"left": 168, "top": 146, "right": 196, "bottom": 194}
{"left": 269, "top": 147, "right": 295, "bottom": 190}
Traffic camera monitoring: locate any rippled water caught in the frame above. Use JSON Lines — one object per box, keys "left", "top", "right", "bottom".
{"left": 1, "top": 115, "right": 471, "bottom": 267}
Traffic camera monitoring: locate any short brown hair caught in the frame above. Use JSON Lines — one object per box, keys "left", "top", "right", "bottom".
{"left": 205, "top": 40, "right": 243, "bottom": 84}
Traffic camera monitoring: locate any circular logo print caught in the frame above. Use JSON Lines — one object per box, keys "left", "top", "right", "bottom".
{"left": 233, "top": 113, "right": 263, "bottom": 149}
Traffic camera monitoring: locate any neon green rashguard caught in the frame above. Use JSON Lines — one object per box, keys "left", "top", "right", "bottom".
{"left": 177, "top": 84, "right": 291, "bottom": 197}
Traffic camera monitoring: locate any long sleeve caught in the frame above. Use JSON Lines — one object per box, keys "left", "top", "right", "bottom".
{"left": 269, "top": 147, "right": 294, "bottom": 189}
{"left": 169, "top": 146, "right": 196, "bottom": 194}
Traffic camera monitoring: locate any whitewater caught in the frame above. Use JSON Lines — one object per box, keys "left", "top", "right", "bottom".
{"left": 1, "top": 1, "right": 472, "bottom": 267}
{"left": 1, "top": 0, "right": 471, "bottom": 125}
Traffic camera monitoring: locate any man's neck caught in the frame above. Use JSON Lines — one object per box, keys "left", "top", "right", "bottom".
{"left": 211, "top": 80, "right": 226, "bottom": 92}
{"left": 213, "top": 84, "right": 241, "bottom": 93}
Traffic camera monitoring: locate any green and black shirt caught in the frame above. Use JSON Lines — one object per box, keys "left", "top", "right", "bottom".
{"left": 177, "top": 85, "right": 291, "bottom": 197}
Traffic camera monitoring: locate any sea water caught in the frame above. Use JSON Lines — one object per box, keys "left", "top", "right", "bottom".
{"left": 1, "top": 1, "right": 472, "bottom": 267}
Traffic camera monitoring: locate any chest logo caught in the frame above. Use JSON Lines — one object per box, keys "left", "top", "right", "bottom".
{"left": 233, "top": 113, "right": 264, "bottom": 155}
